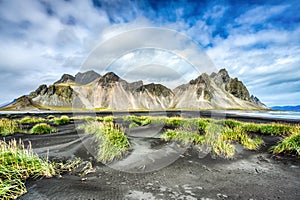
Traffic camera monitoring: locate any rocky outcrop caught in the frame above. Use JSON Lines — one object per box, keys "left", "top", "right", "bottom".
{"left": 30, "top": 84, "right": 76, "bottom": 107}
{"left": 2, "top": 69, "right": 267, "bottom": 110}
{"left": 75, "top": 70, "right": 101, "bottom": 85}
{"left": 54, "top": 74, "right": 75, "bottom": 84}
{"left": 136, "top": 83, "right": 173, "bottom": 97}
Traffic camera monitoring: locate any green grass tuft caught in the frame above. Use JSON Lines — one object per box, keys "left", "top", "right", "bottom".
{"left": 270, "top": 131, "right": 300, "bottom": 155}
{"left": 222, "top": 126, "right": 263, "bottom": 150}
{"left": 161, "top": 129, "right": 204, "bottom": 145}
{"left": 53, "top": 115, "right": 71, "bottom": 125}
{"left": 242, "top": 123, "right": 294, "bottom": 136}
{"left": 123, "top": 115, "right": 151, "bottom": 126}
{"left": 0, "top": 139, "right": 55, "bottom": 199}
{"left": 78, "top": 122, "right": 130, "bottom": 162}
{"left": 103, "top": 116, "right": 114, "bottom": 123}
{"left": 30, "top": 123, "right": 57, "bottom": 134}
{"left": 19, "top": 116, "right": 46, "bottom": 124}
{"left": 0, "top": 118, "right": 19, "bottom": 136}
{"left": 165, "top": 117, "right": 183, "bottom": 126}
{"left": 129, "top": 122, "right": 139, "bottom": 128}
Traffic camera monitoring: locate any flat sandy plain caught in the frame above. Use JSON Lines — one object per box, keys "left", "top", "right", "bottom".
{"left": 1, "top": 111, "right": 299, "bottom": 200}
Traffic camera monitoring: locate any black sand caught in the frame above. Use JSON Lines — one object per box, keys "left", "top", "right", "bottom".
{"left": 1, "top": 112, "right": 299, "bottom": 200}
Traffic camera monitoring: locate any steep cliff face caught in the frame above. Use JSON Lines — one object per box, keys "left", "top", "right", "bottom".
{"left": 2, "top": 69, "right": 267, "bottom": 110}
{"left": 31, "top": 84, "right": 75, "bottom": 107}
{"left": 81, "top": 72, "right": 174, "bottom": 109}
{"left": 75, "top": 70, "right": 100, "bottom": 85}
{"left": 173, "top": 69, "right": 266, "bottom": 109}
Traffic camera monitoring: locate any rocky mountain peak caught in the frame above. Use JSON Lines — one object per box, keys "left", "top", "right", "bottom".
{"left": 136, "top": 83, "right": 173, "bottom": 97}
{"left": 29, "top": 84, "right": 48, "bottom": 98}
{"left": 54, "top": 74, "right": 75, "bottom": 84}
{"left": 225, "top": 78, "right": 250, "bottom": 101}
{"left": 96, "top": 72, "right": 124, "bottom": 87}
{"left": 189, "top": 73, "right": 211, "bottom": 85}
{"left": 75, "top": 70, "right": 101, "bottom": 85}
{"left": 214, "top": 68, "right": 230, "bottom": 85}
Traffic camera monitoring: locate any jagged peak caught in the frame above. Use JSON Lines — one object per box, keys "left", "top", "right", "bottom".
{"left": 218, "top": 68, "right": 229, "bottom": 75}
{"left": 97, "top": 72, "right": 125, "bottom": 87}
{"left": 54, "top": 74, "right": 75, "bottom": 84}
{"left": 75, "top": 70, "right": 101, "bottom": 85}
{"left": 189, "top": 73, "right": 211, "bottom": 85}
{"left": 75, "top": 70, "right": 99, "bottom": 76}
{"left": 136, "top": 83, "right": 173, "bottom": 97}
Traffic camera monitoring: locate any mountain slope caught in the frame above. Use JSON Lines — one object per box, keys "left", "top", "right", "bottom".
{"left": 1, "top": 69, "right": 267, "bottom": 111}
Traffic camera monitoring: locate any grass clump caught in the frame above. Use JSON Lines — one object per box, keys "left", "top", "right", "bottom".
{"left": 271, "top": 131, "right": 300, "bottom": 155}
{"left": 103, "top": 116, "right": 114, "bottom": 123}
{"left": 30, "top": 123, "right": 56, "bottom": 134}
{"left": 165, "top": 117, "right": 183, "bottom": 126}
{"left": 19, "top": 116, "right": 46, "bottom": 124}
{"left": 0, "top": 118, "right": 19, "bottom": 136}
{"left": 47, "top": 115, "right": 55, "bottom": 120}
{"left": 222, "top": 126, "right": 263, "bottom": 150}
{"left": 0, "top": 139, "right": 55, "bottom": 199}
{"left": 53, "top": 115, "right": 71, "bottom": 125}
{"left": 242, "top": 123, "right": 293, "bottom": 136}
{"left": 129, "top": 122, "right": 139, "bottom": 128}
{"left": 123, "top": 115, "right": 151, "bottom": 126}
{"left": 78, "top": 122, "right": 130, "bottom": 162}
{"left": 224, "top": 119, "right": 242, "bottom": 129}
{"left": 204, "top": 123, "right": 236, "bottom": 158}
{"left": 161, "top": 129, "right": 205, "bottom": 145}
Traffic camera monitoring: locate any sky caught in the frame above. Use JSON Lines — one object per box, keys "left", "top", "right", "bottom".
{"left": 0, "top": 0, "right": 299, "bottom": 107}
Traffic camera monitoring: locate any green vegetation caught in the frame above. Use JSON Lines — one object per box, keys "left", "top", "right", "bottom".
{"left": 0, "top": 139, "right": 81, "bottom": 199}
{"left": 53, "top": 115, "right": 71, "bottom": 125}
{"left": 165, "top": 117, "right": 183, "bottom": 126}
{"left": 47, "top": 115, "right": 55, "bottom": 120}
{"left": 242, "top": 122, "right": 294, "bottom": 135}
{"left": 78, "top": 122, "right": 130, "bottom": 162}
{"left": 129, "top": 122, "right": 139, "bottom": 128}
{"left": 0, "top": 139, "right": 55, "bottom": 199}
{"left": 161, "top": 122, "right": 263, "bottom": 158}
{"left": 0, "top": 118, "right": 19, "bottom": 136}
{"left": 19, "top": 116, "right": 46, "bottom": 124}
{"left": 161, "top": 129, "right": 205, "bottom": 145}
{"left": 271, "top": 131, "right": 300, "bottom": 155}
{"left": 103, "top": 116, "right": 114, "bottom": 123}
{"left": 30, "top": 123, "right": 57, "bottom": 134}
{"left": 221, "top": 126, "right": 263, "bottom": 150}
{"left": 123, "top": 115, "right": 151, "bottom": 126}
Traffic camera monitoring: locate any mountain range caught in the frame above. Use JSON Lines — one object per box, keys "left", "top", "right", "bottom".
{"left": 0, "top": 69, "right": 267, "bottom": 111}
{"left": 271, "top": 105, "right": 300, "bottom": 111}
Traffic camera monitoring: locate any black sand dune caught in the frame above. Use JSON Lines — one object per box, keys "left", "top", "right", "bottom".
{"left": 1, "top": 112, "right": 299, "bottom": 200}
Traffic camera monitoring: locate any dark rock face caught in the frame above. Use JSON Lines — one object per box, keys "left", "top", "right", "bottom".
{"left": 29, "top": 84, "right": 48, "bottom": 98}
{"left": 123, "top": 80, "right": 144, "bottom": 91}
{"left": 225, "top": 78, "right": 250, "bottom": 101}
{"left": 75, "top": 70, "right": 101, "bottom": 85}
{"left": 136, "top": 83, "right": 173, "bottom": 97}
{"left": 97, "top": 72, "right": 123, "bottom": 87}
{"left": 213, "top": 69, "right": 250, "bottom": 101}
{"left": 251, "top": 95, "right": 266, "bottom": 107}
{"left": 213, "top": 69, "right": 231, "bottom": 85}
{"left": 54, "top": 74, "right": 75, "bottom": 84}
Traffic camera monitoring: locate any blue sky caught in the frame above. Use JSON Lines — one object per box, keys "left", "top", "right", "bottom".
{"left": 0, "top": 0, "right": 299, "bottom": 106}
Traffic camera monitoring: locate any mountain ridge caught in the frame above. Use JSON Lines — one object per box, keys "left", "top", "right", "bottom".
{"left": 0, "top": 69, "right": 267, "bottom": 111}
